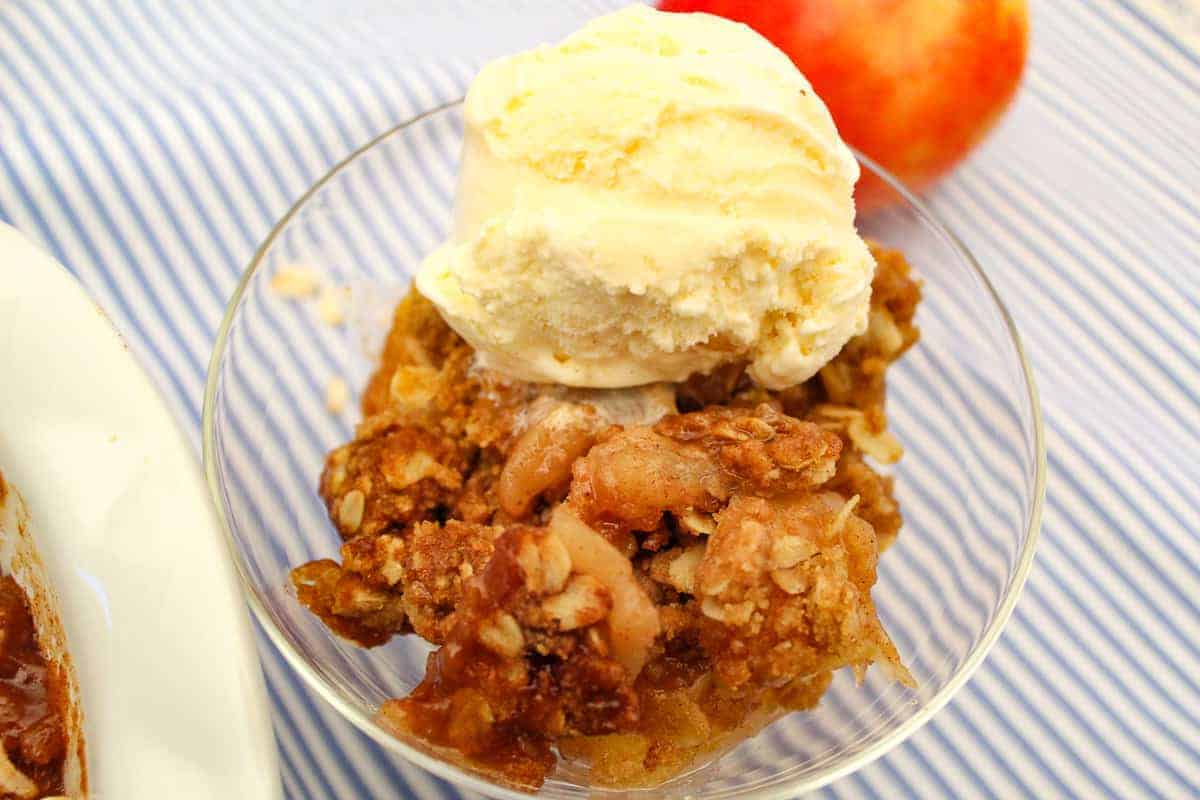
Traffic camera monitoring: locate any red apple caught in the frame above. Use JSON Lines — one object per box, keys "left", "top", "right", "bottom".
{"left": 658, "top": 0, "right": 1029, "bottom": 207}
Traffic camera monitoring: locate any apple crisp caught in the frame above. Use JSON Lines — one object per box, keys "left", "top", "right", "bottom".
{"left": 291, "top": 244, "right": 921, "bottom": 789}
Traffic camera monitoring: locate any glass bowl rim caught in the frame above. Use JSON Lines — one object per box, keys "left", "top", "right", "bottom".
{"left": 202, "top": 99, "right": 1046, "bottom": 800}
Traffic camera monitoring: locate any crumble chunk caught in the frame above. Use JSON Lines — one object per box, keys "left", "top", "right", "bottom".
{"left": 291, "top": 244, "right": 923, "bottom": 789}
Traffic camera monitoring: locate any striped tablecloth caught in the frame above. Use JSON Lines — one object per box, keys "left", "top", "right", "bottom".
{"left": 2, "top": 1, "right": 1197, "bottom": 797}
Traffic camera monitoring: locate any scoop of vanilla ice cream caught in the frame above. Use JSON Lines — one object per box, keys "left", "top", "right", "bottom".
{"left": 416, "top": 5, "right": 875, "bottom": 390}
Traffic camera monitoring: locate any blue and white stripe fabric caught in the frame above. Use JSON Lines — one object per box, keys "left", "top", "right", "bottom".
{"left": 2, "top": 1, "right": 1197, "bottom": 797}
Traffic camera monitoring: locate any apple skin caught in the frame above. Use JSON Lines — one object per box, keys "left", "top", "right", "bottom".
{"left": 658, "top": 0, "right": 1029, "bottom": 207}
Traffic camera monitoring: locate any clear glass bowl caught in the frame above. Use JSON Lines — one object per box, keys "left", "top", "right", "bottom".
{"left": 203, "top": 102, "right": 1044, "bottom": 799}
